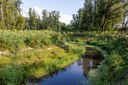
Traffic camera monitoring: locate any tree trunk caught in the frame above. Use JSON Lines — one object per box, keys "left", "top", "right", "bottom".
{"left": 101, "top": 15, "right": 107, "bottom": 31}
{"left": 122, "top": 11, "right": 128, "bottom": 31}
{"left": 0, "top": 1, "right": 4, "bottom": 22}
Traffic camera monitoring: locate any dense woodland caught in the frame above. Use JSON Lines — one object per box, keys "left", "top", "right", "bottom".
{"left": 0, "top": 0, "right": 128, "bottom": 85}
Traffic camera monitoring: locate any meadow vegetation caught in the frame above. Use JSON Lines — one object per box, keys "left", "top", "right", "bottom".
{"left": 0, "top": 0, "right": 128, "bottom": 85}
{"left": 0, "top": 30, "right": 84, "bottom": 85}
{"left": 0, "top": 30, "right": 128, "bottom": 85}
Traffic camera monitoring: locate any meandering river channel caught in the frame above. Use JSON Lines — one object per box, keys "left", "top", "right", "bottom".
{"left": 29, "top": 57, "right": 101, "bottom": 85}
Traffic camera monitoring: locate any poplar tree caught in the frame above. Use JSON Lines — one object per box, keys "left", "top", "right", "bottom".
{"left": 28, "top": 8, "right": 38, "bottom": 30}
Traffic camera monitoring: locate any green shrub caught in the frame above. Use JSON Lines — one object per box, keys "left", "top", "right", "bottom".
{"left": 0, "top": 30, "right": 63, "bottom": 51}
{"left": 1, "top": 65, "right": 24, "bottom": 85}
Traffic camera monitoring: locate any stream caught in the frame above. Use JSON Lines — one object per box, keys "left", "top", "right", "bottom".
{"left": 29, "top": 57, "right": 101, "bottom": 85}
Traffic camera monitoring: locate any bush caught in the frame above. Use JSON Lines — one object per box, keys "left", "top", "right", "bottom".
{"left": 82, "top": 31, "right": 128, "bottom": 85}
{"left": 0, "top": 30, "right": 63, "bottom": 51}
{"left": 1, "top": 65, "right": 24, "bottom": 85}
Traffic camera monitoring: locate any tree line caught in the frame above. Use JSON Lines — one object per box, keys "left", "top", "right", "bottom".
{"left": 0, "top": 0, "right": 71, "bottom": 31}
{"left": 71, "top": 0, "right": 128, "bottom": 32}
{"left": 26, "top": 8, "right": 72, "bottom": 31}
{"left": 26, "top": 9, "right": 59, "bottom": 30}
{"left": 0, "top": 0, "right": 128, "bottom": 32}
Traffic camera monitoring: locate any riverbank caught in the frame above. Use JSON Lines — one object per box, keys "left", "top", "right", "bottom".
{"left": 67, "top": 31, "right": 128, "bottom": 85}
{"left": 1, "top": 30, "right": 128, "bottom": 85}
{"left": 30, "top": 57, "right": 93, "bottom": 85}
{"left": 0, "top": 30, "right": 85, "bottom": 85}
{"left": 0, "top": 45, "right": 84, "bottom": 85}
{"left": 23, "top": 45, "right": 83, "bottom": 79}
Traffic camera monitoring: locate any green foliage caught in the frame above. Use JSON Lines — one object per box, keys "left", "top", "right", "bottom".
{"left": 16, "top": 46, "right": 81, "bottom": 79}
{"left": 72, "top": 0, "right": 128, "bottom": 31}
{"left": 0, "top": 1, "right": 62, "bottom": 31}
{"left": 0, "top": 57, "right": 12, "bottom": 67}
{"left": 66, "top": 31, "right": 128, "bottom": 84}
{"left": 77, "top": 31, "right": 128, "bottom": 84}
{"left": 28, "top": 8, "right": 39, "bottom": 30}
{"left": 27, "top": 8, "right": 60, "bottom": 30}
{"left": 0, "top": 0, "right": 23, "bottom": 29}
{"left": 0, "top": 30, "right": 85, "bottom": 84}
{"left": 0, "top": 65, "right": 24, "bottom": 85}
{"left": 0, "top": 30, "right": 62, "bottom": 52}
{"left": 16, "top": 15, "right": 25, "bottom": 30}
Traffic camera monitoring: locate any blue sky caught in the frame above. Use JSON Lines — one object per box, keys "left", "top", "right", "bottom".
{"left": 21, "top": 0, "right": 84, "bottom": 24}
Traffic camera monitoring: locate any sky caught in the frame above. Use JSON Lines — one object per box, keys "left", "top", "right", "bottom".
{"left": 21, "top": 0, "right": 84, "bottom": 24}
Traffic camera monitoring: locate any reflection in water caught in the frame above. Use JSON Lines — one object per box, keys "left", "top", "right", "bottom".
{"left": 82, "top": 58, "right": 100, "bottom": 76}
{"left": 29, "top": 58, "right": 100, "bottom": 85}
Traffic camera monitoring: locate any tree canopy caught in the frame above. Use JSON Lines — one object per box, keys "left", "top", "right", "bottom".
{"left": 0, "top": 0, "right": 128, "bottom": 32}
{"left": 71, "top": 0, "right": 128, "bottom": 31}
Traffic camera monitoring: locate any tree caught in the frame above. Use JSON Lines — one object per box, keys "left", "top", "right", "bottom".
{"left": 50, "top": 11, "right": 60, "bottom": 31}
{"left": 122, "top": 1, "right": 128, "bottom": 31}
{"left": 28, "top": 8, "right": 38, "bottom": 30}
{"left": 72, "top": 0, "right": 128, "bottom": 31}
{"left": 0, "top": 0, "right": 24, "bottom": 29}
{"left": 71, "top": 9, "right": 84, "bottom": 32}
{"left": 98, "top": 0, "right": 127, "bottom": 31}
{"left": 41, "top": 10, "right": 60, "bottom": 30}
{"left": 41, "top": 10, "right": 49, "bottom": 29}
{"left": 15, "top": 15, "right": 25, "bottom": 30}
{"left": 15, "top": 0, "right": 22, "bottom": 15}
{"left": 71, "top": 0, "right": 95, "bottom": 32}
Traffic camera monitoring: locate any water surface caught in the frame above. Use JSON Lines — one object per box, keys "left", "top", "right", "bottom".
{"left": 29, "top": 58, "right": 100, "bottom": 85}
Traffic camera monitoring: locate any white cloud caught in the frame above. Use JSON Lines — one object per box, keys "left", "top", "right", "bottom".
{"left": 34, "top": 7, "right": 42, "bottom": 17}
{"left": 21, "top": 7, "right": 42, "bottom": 17}
{"left": 60, "top": 13, "right": 72, "bottom": 24}
{"left": 21, "top": 6, "right": 72, "bottom": 24}
{"left": 21, "top": 10, "right": 28, "bottom": 17}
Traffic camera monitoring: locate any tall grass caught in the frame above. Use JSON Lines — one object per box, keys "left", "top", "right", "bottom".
{"left": 0, "top": 30, "right": 85, "bottom": 85}
{"left": 0, "top": 30, "right": 62, "bottom": 52}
